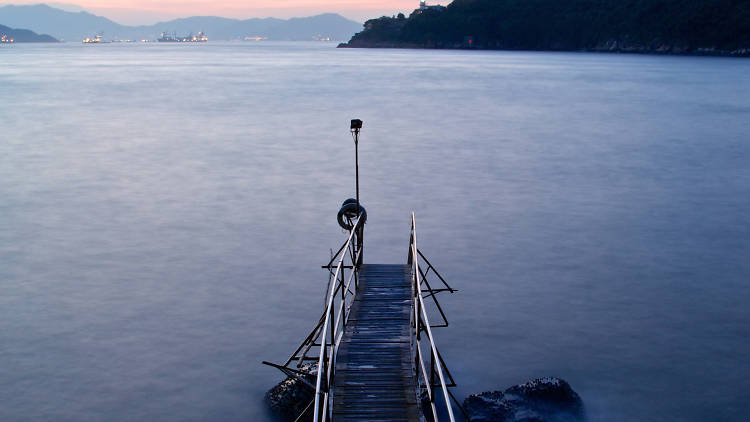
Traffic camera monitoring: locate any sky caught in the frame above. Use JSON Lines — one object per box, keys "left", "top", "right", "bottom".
{"left": 0, "top": 0, "right": 438, "bottom": 24}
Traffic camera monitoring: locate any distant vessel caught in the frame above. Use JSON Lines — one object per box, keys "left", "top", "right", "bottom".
{"left": 157, "top": 32, "right": 178, "bottom": 42}
{"left": 188, "top": 31, "right": 208, "bottom": 42}
{"left": 158, "top": 31, "right": 208, "bottom": 42}
{"left": 82, "top": 34, "right": 109, "bottom": 44}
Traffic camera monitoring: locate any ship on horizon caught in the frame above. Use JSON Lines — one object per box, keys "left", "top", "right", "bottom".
{"left": 82, "top": 34, "right": 109, "bottom": 43}
{"left": 158, "top": 31, "right": 208, "bottom": 42}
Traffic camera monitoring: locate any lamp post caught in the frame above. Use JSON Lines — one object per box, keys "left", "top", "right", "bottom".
{"left": 350, "top": 119, "right": 362, "bottom": 215}
{"left": 350, "top": 119, "right": 363, "bottom": 266}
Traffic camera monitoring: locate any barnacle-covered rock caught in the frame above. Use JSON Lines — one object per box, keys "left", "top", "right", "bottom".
{"left": 464, "top": 377, "right": 584, "bottom": 422}
{"left": 265, "top": 364, "right": 317, "bottom": 421}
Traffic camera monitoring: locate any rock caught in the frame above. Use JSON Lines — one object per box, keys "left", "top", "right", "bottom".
{"left": 464, "top": 390, "right": 513, "bottom": 421}
{"left": 463, "top": 377, "right": 584, "bottom": 422}
{"left": 265, "top": 364, "right": 317, "bottom": 421}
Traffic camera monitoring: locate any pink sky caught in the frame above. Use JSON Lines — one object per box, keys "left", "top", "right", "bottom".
{"left": 1, "top": 1, "right": 440, "bottom": 24}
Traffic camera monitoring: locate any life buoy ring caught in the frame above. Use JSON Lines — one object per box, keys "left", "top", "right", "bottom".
{"left": 337, "top": 199, "right": 366, "bottom": 230}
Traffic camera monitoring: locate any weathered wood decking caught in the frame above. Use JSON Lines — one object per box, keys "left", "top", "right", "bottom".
{"left": 332, "top": 264, "right": 420, "bottom": 422}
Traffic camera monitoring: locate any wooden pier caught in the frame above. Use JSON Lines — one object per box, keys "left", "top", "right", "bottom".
{"left": 262, "top": 121, "right": 462, "bottom": 421}
{"left": 332, "top": 264, "right": 420, "bottom": 422}
{"left": 266, "top": 213, "right": 460, "bottom": 422}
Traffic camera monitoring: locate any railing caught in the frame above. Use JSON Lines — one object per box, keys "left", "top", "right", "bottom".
{"left": 408, "top": 212, "right": 464, "bottom": 422}
{"left": 263, "top": 213, "right": 363, "bottom": 422}
{"left": 311, "top": 215, "right": 364, "bottom": 422}
{"left": 266, "top": 211, "right": 465, "bottom": 422}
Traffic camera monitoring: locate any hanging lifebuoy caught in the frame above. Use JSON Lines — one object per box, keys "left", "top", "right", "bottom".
{"left": 337, "top": 198, "right": 367, "bottom": 230}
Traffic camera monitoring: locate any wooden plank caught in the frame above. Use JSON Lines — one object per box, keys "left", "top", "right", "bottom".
{"left": 332, "top": 264, "right": 420, "bottom": 422}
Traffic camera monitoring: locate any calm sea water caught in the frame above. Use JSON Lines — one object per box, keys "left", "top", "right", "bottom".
{"left": 1, "top": 42, "right": 749, "bottom": 422}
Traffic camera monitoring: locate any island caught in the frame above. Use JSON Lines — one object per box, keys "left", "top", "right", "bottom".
{"left": 0, "top": 24, "right": 57, "bottom": 42}
{"left": 338, "top": 0, "right": 750, "bottom": 56}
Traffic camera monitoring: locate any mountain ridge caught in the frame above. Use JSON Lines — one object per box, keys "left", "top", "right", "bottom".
{"left": 0, "top": 4, "right": 363, "bottom": 41}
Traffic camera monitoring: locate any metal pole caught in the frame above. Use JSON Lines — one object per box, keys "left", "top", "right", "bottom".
{"left": 350, "top": 119, "right": 362, "bottom": 216}
{"left": 356, "top": 136, "right": 362, "bottom": 268}
{"left": 350, "top": 119, "right": 363, "bottom": 267}
{"left": 354, "top": 129, "right": 360, "bottom": 215}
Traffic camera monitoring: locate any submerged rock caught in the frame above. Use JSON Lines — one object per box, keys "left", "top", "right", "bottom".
{"left": 265, "top": 364, "right": 317, "bottom": 421}
{"left": 464, "top": 377, "right": 584, "bottom": 422}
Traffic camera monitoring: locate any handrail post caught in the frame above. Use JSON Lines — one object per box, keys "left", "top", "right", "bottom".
{"left": 410, "top": 212, "right": 457, "bottom": 422}
{"left": 313, "top": 217, "right": 357, "bottom": 422}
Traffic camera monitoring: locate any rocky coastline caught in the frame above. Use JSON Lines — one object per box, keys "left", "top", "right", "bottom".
{"left": 266, "top": 373, "right": 585, "bottom": 422}
{"left": 338, "top": 39, "right": 750, "bottom": 57}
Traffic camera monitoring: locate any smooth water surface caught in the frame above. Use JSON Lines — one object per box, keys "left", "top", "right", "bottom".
{"left": 1, "top": 42, "right": 749, "bottom": 421}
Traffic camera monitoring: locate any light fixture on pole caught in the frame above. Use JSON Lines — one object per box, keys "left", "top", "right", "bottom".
{"left": 350, "top": 119, "right": 362, "bottom": 215}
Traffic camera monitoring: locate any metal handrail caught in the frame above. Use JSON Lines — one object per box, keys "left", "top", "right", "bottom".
{"left": 270, "top": 211, "right": 461, "bottom": 422}
{"left": 312, "top": 215, "right": 364, "bottom": 422}
{"left": 409, "top": 212, "right": 457, "bottom": 422}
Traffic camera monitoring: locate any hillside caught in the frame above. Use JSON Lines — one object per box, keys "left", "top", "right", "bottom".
{"left": 0, "top": 23, "right": 57, "bottom": 42}
{"left": 0, "top": 4, "right": 362, "bottom": 41}
{"left": 0, "top": 4, "right": 120, "bottom": 41}
{"left": 339, "top": 0, "right": 750, "bottom": 56}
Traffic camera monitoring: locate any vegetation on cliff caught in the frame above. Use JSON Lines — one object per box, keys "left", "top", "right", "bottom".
{"left": 340, "top": 0, "right": 750, "bottom": 55}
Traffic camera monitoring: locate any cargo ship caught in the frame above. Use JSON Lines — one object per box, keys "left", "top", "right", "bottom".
{"left": 158, "top": 31, "right": 207, "bottom": 42}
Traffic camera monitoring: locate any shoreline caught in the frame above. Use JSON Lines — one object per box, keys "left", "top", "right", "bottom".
{"left": 337, "top": 42, "right": 750, "bottom": 58}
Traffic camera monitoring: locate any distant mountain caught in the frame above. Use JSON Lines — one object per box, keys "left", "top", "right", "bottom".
{"left": 46, "top": 2, "right": 85, "bottom": 12}
{"left": 263, "top": 14, "right": 363, "bottom": 40}
{"left": 0, "top": 4, "right": 363, "bottom": 41}
{"left": 0, "top": 4, "right": 123, "bottom": 41}
{"left": 0, "top": 23, "right": 57, "bottom": 42}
